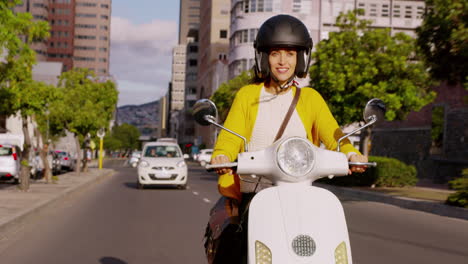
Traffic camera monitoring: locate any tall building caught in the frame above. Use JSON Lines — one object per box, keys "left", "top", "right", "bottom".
{"left": 14, "top": 0, "right": 112, "bottom": 76}
{"left": 178, "top": 0, "right": 201, "bottom": 45}
{"left": 13, "top": 0, "right": 50, "bottom": 61}
{"left": 229, "top": 0, "right": 426, "bottom": 78}
{"left": 48, "top": 0, "right": 75, "bottom": 71}
{"left": 195, "top": 0, "right": 230, "bottom": 147}
{"left": 167, "top": 0, "right": 201, "bottom": 141}
{"left": 73, "top": 0, "right": 111, "bottom": 75}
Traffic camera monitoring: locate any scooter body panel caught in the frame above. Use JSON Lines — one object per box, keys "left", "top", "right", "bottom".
{"left": 248, "top": 185, "right": 352, "bottom": 264}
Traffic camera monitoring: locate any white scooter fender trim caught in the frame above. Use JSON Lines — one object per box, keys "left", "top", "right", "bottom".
{"left": 248, "top": 185, "right": 352, "bottom": 264}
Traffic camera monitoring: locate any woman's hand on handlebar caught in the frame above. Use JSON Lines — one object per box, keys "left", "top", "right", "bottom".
{"left": 348, "top": 154, "right": 368, "bottom": 174}
{"left": 211, "top": 155, "right": 233, "bottom": 175}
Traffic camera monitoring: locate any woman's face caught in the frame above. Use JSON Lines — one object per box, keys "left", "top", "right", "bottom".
{"left": 268, "top": 48, "right": 297, "bottom": 84}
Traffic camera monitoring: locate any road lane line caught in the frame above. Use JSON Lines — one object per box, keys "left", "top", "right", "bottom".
{"left": 203, "top": 198, "right": 211, "bottom": 203}
{"left": 193, "top": 191, "right": 199, "bottom": 195}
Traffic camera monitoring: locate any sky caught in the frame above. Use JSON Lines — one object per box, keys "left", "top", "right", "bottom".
{"left": 110, "top": 0, "right": 180, "bottom": 107}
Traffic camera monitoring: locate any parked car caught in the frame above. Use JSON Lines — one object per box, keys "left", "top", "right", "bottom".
{"left": 0, "top": 144, "right": 21, "bottom": 184}
{"left": 137, "top": 141, "right": 188, "bottom": 189}
{"left": 129, "top": 151, "right": 141, "bottom": 168}
{"left": 197, "top": 149, "right": 213, "bottom": 166}
{"left": 55, "top": 151, "right": 76, "bottom": 172}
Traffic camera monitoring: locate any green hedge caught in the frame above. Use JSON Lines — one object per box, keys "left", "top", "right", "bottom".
{"left": 319, "top": 156, "right": 417, "bottom": 187}
{"left": 445, "top": 169, "right": 468, "bottom": 208}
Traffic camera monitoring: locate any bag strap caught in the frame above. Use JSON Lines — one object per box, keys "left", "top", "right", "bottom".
{"left": 274, "top": 87, "right": 301, "bottom": 141}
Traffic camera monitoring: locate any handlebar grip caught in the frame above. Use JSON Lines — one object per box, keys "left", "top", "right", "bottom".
{"left": 348, "top": 162, "right": 377, "bottom": 167}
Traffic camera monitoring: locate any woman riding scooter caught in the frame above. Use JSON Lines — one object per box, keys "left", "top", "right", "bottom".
{"left": 205, "top": 14, "right": 368, "bottom": 263}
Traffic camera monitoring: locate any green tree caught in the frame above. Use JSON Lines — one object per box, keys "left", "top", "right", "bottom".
{"left": 49, "top": 69, "right": 119, "bottom": 172}
{"left": 0, "top": 1, "right": 50, "bottom": 190}
{"left": 309, "top": 10, "right": 435, "bottom": 154}
{"left": 416, "top": 0, "right": 468, "bottom": 89}
{"left": 110, "top": 123, "right": 141, "bottom": 153}
{"left": 210, "top": 70, "right": 252, "bottom": 123}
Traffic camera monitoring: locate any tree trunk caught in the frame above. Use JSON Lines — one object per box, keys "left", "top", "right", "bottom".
{"left": 82, "top": 148, "right": 89, "bottom": 172}
{"left": 34, "top": 126, "right": 52, "bottom": 183}
{"left": 359, "top": 127, "right": 372, "bottom": 156}
{"left": 74, "top": 135, "right": 81, "bottom": 175}
{"left": 19, "top": 117, "right": 31, "bottom": 191}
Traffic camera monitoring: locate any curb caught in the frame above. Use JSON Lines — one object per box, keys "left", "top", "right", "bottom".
{"left": 0, "top": 169, "right": 115, "bottom": 237}
{"left": 316, "top": 183, "right": 468, "bottom": 221}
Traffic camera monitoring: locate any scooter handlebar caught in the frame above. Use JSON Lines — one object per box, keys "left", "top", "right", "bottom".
{"left": 205, "top": 162, "right": 238, "bottom": 169}
{"left": 348, "top": 161, "right": 377, "bottom": 167}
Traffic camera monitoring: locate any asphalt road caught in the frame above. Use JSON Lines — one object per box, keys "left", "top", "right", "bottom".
{"left": 0, "top": 160, "right": 467, "bottom": 264}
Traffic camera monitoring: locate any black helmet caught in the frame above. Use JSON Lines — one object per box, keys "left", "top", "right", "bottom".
{"left": 254, "top": 14, "right": 313, "bottom": 79}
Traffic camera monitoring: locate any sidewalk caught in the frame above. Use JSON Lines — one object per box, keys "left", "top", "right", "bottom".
{"left": 0, "top": 167, "right": 114, "bottom": 237}
{"left": 317, "top": 183, "right": 468, "bottom": 220}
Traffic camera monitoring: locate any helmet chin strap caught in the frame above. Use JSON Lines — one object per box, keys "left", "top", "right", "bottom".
{"left": 271, "top": 75, "right": 296, "bottom": 90}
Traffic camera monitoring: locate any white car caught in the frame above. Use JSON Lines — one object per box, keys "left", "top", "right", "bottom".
{"left": 197, "top": 149, "right": 213, "bottom": 166}
{"left": 128, "top": 151, "right": 141, "bottom": 168}
{"left": 0, "top": 144, "right": 20, "bottom": 184}
{"left": 137, "top": 141, "right": 188, "bottom": 189}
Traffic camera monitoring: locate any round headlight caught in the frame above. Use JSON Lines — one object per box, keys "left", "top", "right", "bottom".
{"left": 276, "top": 138, "right": 315, "bottom": 178}
{"left": 177, "top": 161, "right": 186, "bottom": 168}
{"left": 139, "top": 160, "right": 149, "bottom": 168}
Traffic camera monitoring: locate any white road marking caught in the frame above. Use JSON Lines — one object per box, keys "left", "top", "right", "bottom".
{"left": 193, "top": 191, "right": 199, "bottom": 196}
{"left": 203, "top": 198, "right": 211, "bottom": 203}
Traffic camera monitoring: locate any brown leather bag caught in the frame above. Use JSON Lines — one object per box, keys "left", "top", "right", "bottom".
{"left": 204, "top": 196, "right": 240, "bottom": 264}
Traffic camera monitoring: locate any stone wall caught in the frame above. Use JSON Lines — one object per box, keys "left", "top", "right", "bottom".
{"left": 371, "top": 107, "right": 468, "bottom": 184}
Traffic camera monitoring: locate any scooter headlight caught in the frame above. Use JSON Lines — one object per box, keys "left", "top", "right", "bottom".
{"left": 276, "top": 137, "right": 315, "bottom": 179}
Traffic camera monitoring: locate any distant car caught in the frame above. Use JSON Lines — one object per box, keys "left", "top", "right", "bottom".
{"left": 197, "top": 149, "right": 213, "bottom": 166}
{"left": 0, "top": 144, "right": 21, "bottom": 184}
{"left": 55, "top": 151, "right": 76, "bottom": 172}
{"left": 129, "top": 151, "right": 141, "bottom": 168}
{"left": 137, "top": 141, "right": 188, "bottom": 189}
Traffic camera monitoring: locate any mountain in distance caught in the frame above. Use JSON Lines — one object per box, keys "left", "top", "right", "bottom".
{"left": 116, "top": 100, "right": 160, "bottom": 137}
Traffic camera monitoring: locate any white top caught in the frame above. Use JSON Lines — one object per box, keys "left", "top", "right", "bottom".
{"left": 248, "top": 87, "right": 307, "bottom": 151}
{"left": 242, "top": 87, "right": 307, "bottom": 193}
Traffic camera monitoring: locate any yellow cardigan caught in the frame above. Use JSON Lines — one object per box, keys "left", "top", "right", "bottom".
{"left": 212, "top": 83, "right": 360, "bottom": 200}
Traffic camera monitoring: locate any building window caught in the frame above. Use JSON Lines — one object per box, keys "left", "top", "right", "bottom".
{"left": 101, "top": 15, "right": 109, "bottom": 20}
{"left": 99, "top": 36, "right": 108, "bottom": 41}
{"left": 220, "top": 30, "right": 227, "bottom": 39}
{"left": 75, "top": 35, "right": 96, "bottom": 40}
{"left": 100, "top": 25, "right": 108, "bottom": 30}
{"left": 99, "top": 47, "right": 107, "bottom": 52}
{"left": 75, "top": 46, "right": 96, "bottom": 50}
{"left": 189, "top": 46, "right": 198, "bottom": 53}
{"left": 77, "top": 2, "right": 97, "bottom": 7}
{"left": 76, "top": 24, "right": 97, "bottom": 29}
{"left": 189, "top": 59, "right": 197, "bottom": 66}
{"left": 101, "top": 4, "right": 109, "bottom": 8}
{"left": 76, "top": 13, "right": 97, "bottom": 18}
{"left": 99, "top": 58, "right": 107, "bottom": 62}
{"left": 74, "top": 56, "right": 96, "bottom": 61}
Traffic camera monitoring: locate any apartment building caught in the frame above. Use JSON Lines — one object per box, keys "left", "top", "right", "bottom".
{"left": 167, "top": 0, "right": 201, "bottom": 140}
{"left": 195, "top": 0, "right": 230, "bottom": 147}
{"left": 14, "top": 0, "right": 112, "bottom": 76}
{"left": 73, "top": 0, "right": 111, "bottom": 75}
{"left": 229, "top": 0, "right": 425, "bottom": 78}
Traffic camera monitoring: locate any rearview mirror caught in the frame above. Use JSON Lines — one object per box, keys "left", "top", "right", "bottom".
{"left": 363, "top": 98, "right": 386, "bottom": 125}
{"left": 192, "top": 99, "right": 218, "bottom": 126}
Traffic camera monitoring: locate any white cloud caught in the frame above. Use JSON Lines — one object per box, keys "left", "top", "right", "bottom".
{"left": 110, "top": 16, "right": 177, "bottom": 106}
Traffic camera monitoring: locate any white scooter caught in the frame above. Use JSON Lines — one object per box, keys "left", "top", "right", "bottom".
{"left": 193, "top": 98, "right": 386, "bottom": 264}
